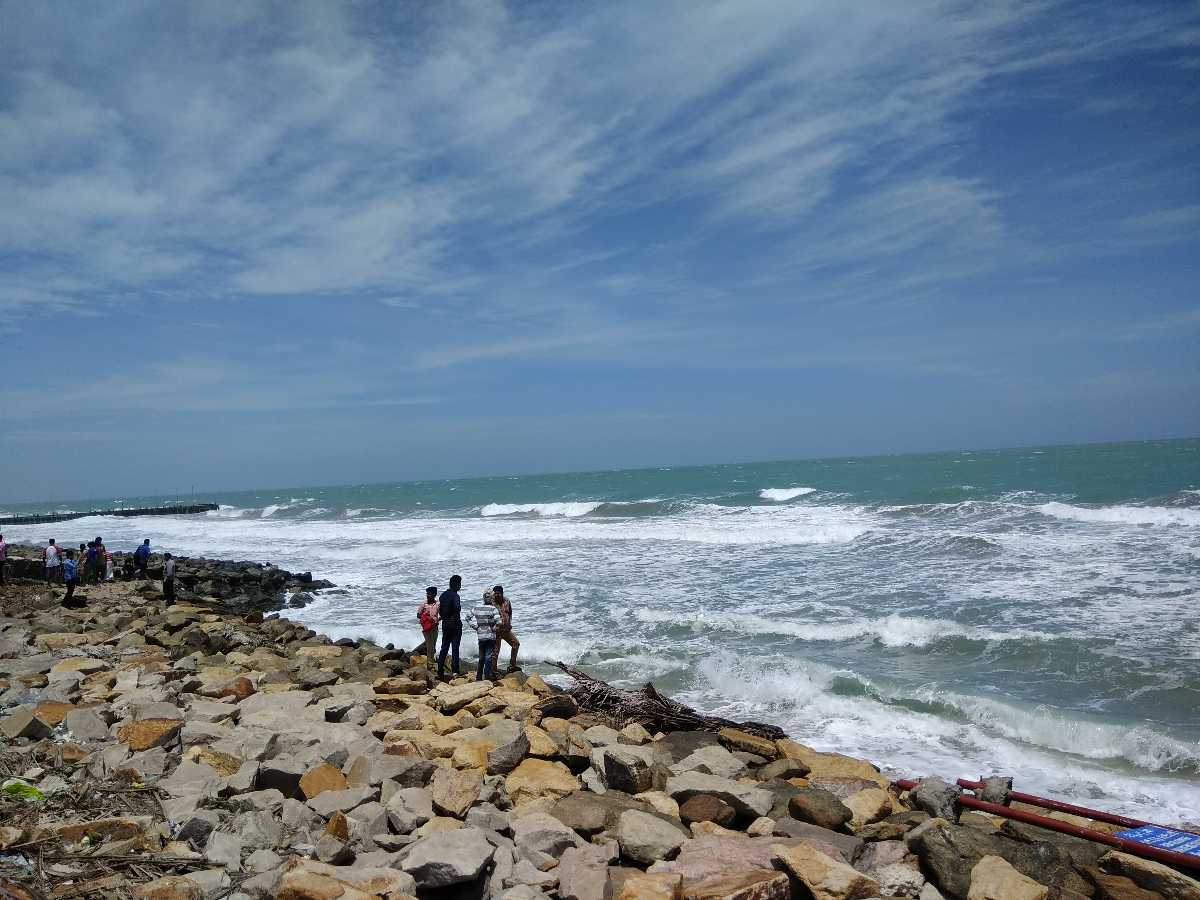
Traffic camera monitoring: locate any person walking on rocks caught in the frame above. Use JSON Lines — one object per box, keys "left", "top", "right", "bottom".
{"left": 84, "top": 541, "right": 99, "bottom": 585}
{"left": 162, "top": 553, "right": 176, "bottom": 606}
{"left": 0, "top": 534, "right": 7, "bottom": 586}
{"left": 467, "top": 590, "right": 499, "bottom": 682}
{"left": 437, "top": 574, "right": 463, "bottom": 680}
{"left": 44, "top": 539, "right": 61, "bottom": 584}
{"left": 417, "top": 586, "right": 440, "bottom": 671}
{"left": 492, "top": 584, "right": 520, "bottom": 672}
{"left": 93, "top": 537, "right": 106, "bottom": 584}
{"left": 135, "top": 539, "right": 151, "bottom": 579}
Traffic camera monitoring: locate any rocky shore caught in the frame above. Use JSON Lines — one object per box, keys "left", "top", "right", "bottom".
{"left": 1, "top": 566, "right": 1197, "bottom": 900}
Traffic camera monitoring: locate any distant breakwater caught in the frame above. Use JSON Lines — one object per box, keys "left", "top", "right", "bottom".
{"left": 0, "top": 502, "right": 219, "bottom": 526}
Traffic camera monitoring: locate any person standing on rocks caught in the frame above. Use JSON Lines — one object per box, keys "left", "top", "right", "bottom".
{"left": 162, "top": 552, "right": 176, "bottom": 606}
{"left": 492, "top": 584, "right": 520, "bottom": 672}
{"left": 417, "top": 586, "right": 440, "bottom": 671}
{"left": 437, "top": 574, "right": 463, "bottom": 680}
{"left": 467, "top": 590, "right": 499, "bottom": 682}
{"left": 44, "top": 539, "right": 61, "bottom": 584}
{"left": 0, "top": 534, "right": 6, "bottom": 586}
{"left": 93, "top": 537, "right": 106, "bottom": 584}
{"left": 135, "top": 539, "right": 151, "bottom": 579}
{"left": 62, "top": 551, "right": 81, "bottom": 607}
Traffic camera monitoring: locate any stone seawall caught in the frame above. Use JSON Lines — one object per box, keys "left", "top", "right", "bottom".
{"left": 0, "top": 571, "right": 1193, "bottom": 899}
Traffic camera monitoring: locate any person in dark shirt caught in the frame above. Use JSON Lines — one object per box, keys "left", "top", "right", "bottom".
{"left": 135, "top": 539, "right": 151, "bottom": 579}
{"left": 437, "top": 574, "right": 463, "bottom": 680}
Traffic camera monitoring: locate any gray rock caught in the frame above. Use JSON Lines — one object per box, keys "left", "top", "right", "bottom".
{"left": 772, "top": 817, "right": 864, "bottom": 864}
{"left": 550, "top": 790, "right": 643, "bottom": 835}
{"left": 557, "top": 843, "right": 614, "bottom": 900}
{"left": 0, "top": 708, "right": 51, "bottom": 740}
{"left": 204, "top": 830, "right": 244, "bottom": 871}
{"left": 909, "top": 777, "right": 961, "bottom": 823}
{"left": 307, "top": 785, "right": 378, "bottom": 818}
{"left": 757, "top": 758, "right": 810, "bottom": 781}
{"left": 581, "top": 725, "right": 621, "bottom": 746}
{"left": 788, "top": 785, "right": 853, "bottom": 831}
{"left": 665, "top": 771, "right": 774, "bottom": 819}
{"left": 979, "top": 776, "right": 1012, "bottom": 805}
{"left": 506, "top": 858, "right": 558, "bottom": 890}
{"left": 221, "top": 761, "right": 258, "bottom": 796}
{"left": 160, "top": 761, "right": 223, "bottom": 798}
{"left": 669, "top": 744, "right": 746, "bottom": 779}
{"left": 603, "top": 746, "right": 654, "bottom": 794}
{"left": 186, "top": 867, "right": 232, "bottom": 898}
{"left": 243, "top": 848, "right": 282, "bottom": 874}
{"left": 231, "top": 810, "right": 283, "bottom": 849}
{"left": 401, "top": 827, "right": 496, "bottom": 888}
{"left": 314, "top": 833, "right": 355, "bottom": 865}
{"left": 500, "top": 886, "right": 550, "bottom": 900}
{"left": 227, "top": 789, "right": 284, "bottom": 814}
{"left": 615, "top": 809, "right": 688, "bottom": 866}
{"left": 280, "top": 798, "right": 321, "bottom": 834}
{"left": 177, "top": 810, "right": 221, "bottom": 845}
{"left": 488, "top": 728, "right": 531, "bottom": 775}
{"left": 345, "top": 800, "right": 389, "bottom": 847}
{"left": 512, "top": 811, "right": 582, "bottom": 865}
{"left": 656, "top": 730, "right": 723, "bottom": 763}
{"left": 64, "top": 708, "right": 110, "bottom": 742}
{"left": 466, "top": 801, "right": 511, "bottom": 834}
{"left": 386, "top": 787, "right": 433, "bottom": 834}
{"left": 257, "top": 757, "right": 305, "bottom": 798}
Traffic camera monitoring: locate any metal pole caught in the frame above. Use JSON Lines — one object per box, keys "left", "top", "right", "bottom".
{"left": 954, "top": 778, "right": 1151, "bottom": 830}
{"left": 893, "top": 780, "right": 1200, "bottom": 873}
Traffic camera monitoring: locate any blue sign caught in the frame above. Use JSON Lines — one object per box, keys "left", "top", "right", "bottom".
{"left": 1116, "top": 825, "right": 1200, "bottom": 858}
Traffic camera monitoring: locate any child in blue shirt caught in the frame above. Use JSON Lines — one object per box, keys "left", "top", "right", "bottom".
{"left": 62, "top": 552, "right": 82, "bottom": 607}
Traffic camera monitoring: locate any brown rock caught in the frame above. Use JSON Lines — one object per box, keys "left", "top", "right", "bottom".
{"left": 299, "top": 762, "right": 350, "bottom": 800}
{"left": 186, "top": 748, "right": 242, "bottom": 777}
{"left": 506, "top": 758, "right": 580, "bottom": 806}
{"left": 773, "top": 842, "right": 880, "bottom": 900}
{"left": 117, "top": 718, "right": 183, "bottom": 751}
{"left": 689, "top": 869, "right": 791, "bottom": 900}
{"left": 219, "top": 676, "right": 255, "bottom": 701}
{"left": 56, "top": 818, "right": 149, "bottom": 846}
{"left": 1084, "top": 866, "right": 1166, "bottom": 900}
{"left": 430, "top": 767, "right": 482, "bottom": 818}
{"left": 32, "top": 700, "right": 76, "bottom": 726}
{"left": 1100, "top": 850, "right": 1200, "bottom": 899}
{"left": 969, "top": 854, "right": 1049, "bottom": 900}
{"left": 680, "top": 795, "right": 737, "bottom": 827}
{"left": 843, "top": 787, "right": 893, "bottom": 828}
{"left": 616, "top": 871, "right": 683, "bottom": 900}
{"left": 718, "top": 728, "right": 778, "bottom": 759}
{"left": 325, "top": 810, "right": 350, "bottom": 842}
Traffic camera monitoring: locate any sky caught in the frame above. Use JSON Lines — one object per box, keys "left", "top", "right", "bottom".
{"left": 1, "top": 0, "right": 1198, "bottom": 503}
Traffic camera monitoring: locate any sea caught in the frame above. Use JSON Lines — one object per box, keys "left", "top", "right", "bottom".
{"left": 3, "top": 439, "right": 1198, "bottom": 823}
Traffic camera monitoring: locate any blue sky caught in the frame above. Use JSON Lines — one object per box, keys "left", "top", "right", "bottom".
{"left": 1, "top": 0, "right": 1198, "bottom": 502}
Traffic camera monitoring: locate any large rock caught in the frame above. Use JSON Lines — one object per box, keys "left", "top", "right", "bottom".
{"left": 386, "top": 787, "right": 433, "bottom": 834}
{"left": 776, "top": 740, "right": 889, "bottom": 790}
{"left": 611, "top": 871, "right": 684, "bottom": 900}
{"left": 616, "top": 810, "right": 689, "bottom": 866}
{"left": 605, "top": 746, "right": 657, "bottom": 794}
{"left": 272, "top": 857, "right": 417, "bottom": 899}
{"left": 718, "top": 728, "right": 778, "bottom": 759}
{"left": 666, "top": 772, "right": 773, "bottom": 819}
{"left": 1, "top": 708, "right": 52, "bottom": 740}
{"left": 551, "top": 790, "right": 644, "bottom": 835}
{"left": 909, "top": 777, "right": 961, "bottom": 823}
{"left": 1099, "top": 850, "right": 1200, "bottom": 900}
{"left": 512, "top": 811, "right": 583, "bottom": 864}
{"left": 679, "top": 868, "right": 790, "bottom": 900}
{"left": 670, "top": 744, "right": 747, "bottom": 779}
{"left": 774, "top": 842, "right": 880, "bottom": 900}
{"left": 430, "top": 767, "right": 481, "bottom": 818}
{"left": 401, "top": 827, "right": 495, "bottom": 888}
{"left": 506, "top": 759, "right": 580, "bottom": 806}
{"left": 968, "top": 855, "right": 1048, "bottom": 900}
{"left": 679, "top": 795, "right": 736, "bottom": 827}
{"left": 789, "top": 786, "right": 853, "bottom": 831}
{"left": 437, "top": 681, "right": 495, "bottom": 713}
{"left": 489, "top": 728, "right": 531, "bottom": 775}
{"left": 299, "top": 762, "right": 349, "bottom": 800}
{"left": 117, "top": 717, "right": 183, "bottom": 751}
{"left": 909, "top": 819, "right": 1091, "bottom": 899}
{"left": 651, "top": 834, "right": 829, "bottom": 893}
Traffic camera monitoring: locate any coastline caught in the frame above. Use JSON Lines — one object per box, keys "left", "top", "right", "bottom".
{"left": 0, "top": 556, "right": 1194, "bottom": 899}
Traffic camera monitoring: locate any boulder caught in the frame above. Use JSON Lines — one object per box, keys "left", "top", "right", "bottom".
{"left": 616, "top": 810, "right": 689, "bottom": 866}
{"left": 401, "top": 827, "right": 495, "bottom": 888}
{"left": 1099, "top": 850, "right": 1200, "bottom": 900}
{"left": 1, "top": 708, "right": 53, "bottom": 741}
{"left": 558, "top": 843, "right": 617, "bottom": 900}
{"left": 718, "top": 728, "right": 778, "bottom": 759}
{"left": 680, "top": 868, "right": 790, "bottom": 900}
{"left": 386, "top": 787, "right": 434, "bottom": 834}
{"left": 666, "top": 772, "right": 773, "bottom": 819}
{"left": 512, "top": 811, "right": 584, "bottom": 864}
{"left": 436, "top": 681, "right": 495, "bottom": 713}
{"left": 670, "top": 745, "right": 746, "bottom": 780}
{"left": 605, "top": 746, "right": 657, "bottom": 794}
{"left": 789, "top": 787, "right": 853, "bottom": 831}
{"left": 908, "top": 777, "right": 962, "bottom": 823}
{"left": 506, "top": 759, "right": 580, "bottom": 806}
{"left": 679, "top": 795, "right": 736, "bottom": 827}
{"left": 843, "top": 787, "right": 893, "bottom": 828}
{"left": 551, "top": 790, "right": 644, "bottom": 835}
{"left": 968, "top": 855, "right": 1049, "bottom": 900}
{"left": 430, "top": 767, "right": 481, "bottom": 818}
{"left": 612, "top": 871, "right": 684, "bottom": 899}
{"left": 307, "top": 785, "right": 378, "bottom": 818}
{"left": 757, "top": 758, "right": 811, "bottom": 781}
{"left": 489, "top": 728, "right": 531, "bottom": 775}
{"left": 273, "top": 857, "right": 417, "bottom": 899}
{"left": 299, "top": 762, "right": 349, "bottom": 800}
{"left": 773, "top": 842, "right": 880, "bottom": 900}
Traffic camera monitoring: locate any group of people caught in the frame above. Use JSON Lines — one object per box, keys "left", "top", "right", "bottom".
{"left": 16, "top": 537, "right": 164, "bottom": 607}
{"left": 418, "top": 575, "right": 521, "bottom": 682}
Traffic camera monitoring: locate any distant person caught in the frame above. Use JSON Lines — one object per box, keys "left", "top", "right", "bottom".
{"left": 84, "top": 541, "right": 99, "bottom": 585}
{"left": 104, "top": 549, "right": 114, "bottom": 582}
{"left": 492, "top": 585, "right": 520, "bottom": 673}
{"left": 162, "top": 552, "right": 176, "bottom": 606}
{"left": 94, "top": 537, "right": 105, "bottom": 583}
{"left": 417, "top": 586, "right": 440, "bottom": 672}
{"left": 437, "top": 575, "right": 463, "bottom": 680}
{"left": 62, "top": 551, "right": 82, "bottom": 607}
{"left": 44, "top": 539, "right": 61, "bottom": 584}
{"left": 135, "top": 539, "right": 151, "bottom": 579}
{"left": 0, "top": 533, "right": 6, "bottom": 585}
{"left": 467, "top": 590, "right": 499, "bottom": 682}
{"left": 122, "top": 553, "right": 135, "bottom": 580}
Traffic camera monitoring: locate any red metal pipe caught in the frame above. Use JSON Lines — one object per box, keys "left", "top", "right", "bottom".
{"left": 953, "top": 778, "right": 1150, "bottom": 829}
{"left": 892, "top": 779, "right": 1200, "bottom": 873}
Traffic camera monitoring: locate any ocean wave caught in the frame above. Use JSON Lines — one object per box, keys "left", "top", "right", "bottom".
{"left": 206, "top": 505, "right": 250, "bottom": 518}
{"left": 259, "top": 504, "right": 291, "bottom": 518}
{"left": 1038, "top": 502, "right": 1200, "bottom": 526}
{"left": 481, "top": 501, "right": 604, "bottom": 518}
{"left": 760, "top": 487, "right": 816, "bottom": 502}
{"left": 631, "top": 609, "right": 1054, "bottom": 648}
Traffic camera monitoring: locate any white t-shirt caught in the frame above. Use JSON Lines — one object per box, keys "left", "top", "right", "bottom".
{"left": 45, "top": 545, "right": 60, "bottom": 567}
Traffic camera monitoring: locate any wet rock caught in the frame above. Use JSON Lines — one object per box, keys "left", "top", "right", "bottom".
{"left": 909, "top": 777, "right": 961, "bottom": 823}
{"left": 718, "top": 728, "right": 778, "bottom": 759}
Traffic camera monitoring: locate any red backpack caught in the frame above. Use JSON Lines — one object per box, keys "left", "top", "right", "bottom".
{"left": 417, "top": 603, "right": 437, "bottom": 633}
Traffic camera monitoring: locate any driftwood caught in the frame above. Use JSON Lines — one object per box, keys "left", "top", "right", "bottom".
{"left": 549, "top": 660, "right": 785, "bottom": 740}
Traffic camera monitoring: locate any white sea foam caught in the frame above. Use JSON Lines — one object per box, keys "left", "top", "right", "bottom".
{"left": 631, "top": 609, "right": 1053, "bottom": 647}
{"left": 760, "top": 487, "right": 816, "bottom": 502}
{"left": 1038, "top": 502, "right": 1200, "bottom": 526}
{"left": 481, "top": 501, "right": 604, "bottom": 517}
{"left": 259, "top": 504, "right": 287, "bottom": 518}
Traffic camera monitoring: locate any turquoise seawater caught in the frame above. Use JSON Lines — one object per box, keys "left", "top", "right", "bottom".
{"left": 4, "top": 438, "right": 1199, "bottom": 821}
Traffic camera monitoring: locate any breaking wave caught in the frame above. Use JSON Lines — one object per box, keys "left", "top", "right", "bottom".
{"left": 760, "top": 487, "right": 816, "bottom": 502}
{"left": 1038, "top": 502, "right": 1200, "bottom": 526}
